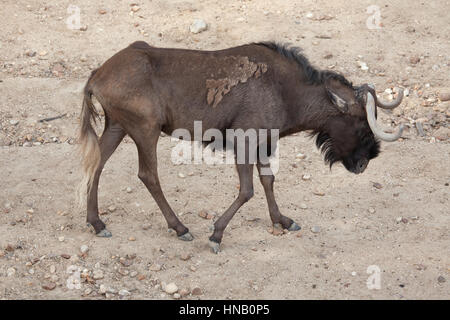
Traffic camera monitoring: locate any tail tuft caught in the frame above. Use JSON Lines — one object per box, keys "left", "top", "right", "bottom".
{"left": 76, "top": 83, "right": 101, "bottom": 207}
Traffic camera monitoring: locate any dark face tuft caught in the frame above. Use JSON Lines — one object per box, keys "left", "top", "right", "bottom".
{"left": 315, "top": 116, "right": 380, "bottom": 174}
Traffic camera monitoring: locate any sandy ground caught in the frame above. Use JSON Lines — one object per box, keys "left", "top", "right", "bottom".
{"left": 0, "top": 0, "right": 449, "bottom": 299}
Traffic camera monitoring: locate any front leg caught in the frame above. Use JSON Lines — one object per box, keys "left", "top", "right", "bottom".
{"left": 209, "top": 163, "right": 254, "bottom": 253}
{"left": 256, "top": 162, "right": 301, "bottom": 232}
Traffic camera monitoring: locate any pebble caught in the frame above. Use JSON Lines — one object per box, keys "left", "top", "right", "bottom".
{"left": 126, "top": 187, "right": 132, "bottom": 193}
{"left": 163, "top": 282, "right": 178, "bottom": 294}
{"left": 300, "top": 203, "right": 308, "bottom": 209}
{"left": 128, "top": 236, "right": 136, "bottom": 241}
{"left": 149, "top": 263, "right": 162, "bottom": 272}
{"left": 130, "top": 5, "right": 140, "bottom": 12}
{"left": 92, "top": 269, "right": 104, "bottom": 280}
{"left": 357, "top": 61, "right": 369, "bottom": 71}
{"left": 119, "top": 289, "right": 131, "bottom": 296}
{"left": 84, "top": 288, "right": 92, "bottom": 296}
{"left": 190, "top": 19, "right": 207, "bottom": 34}
{"left": 179, "top": 288, "right": 190, "bottom": 297}
{"left": 437, "top": 276, "right": 446, "bottom": 283}
{"left": 368, "top": 207, "right": 376, "bottom": 214}
{"left": 198, "top": 209, "right": 214, "bottom": 219}
{"left": 130, "top": 271, "right": 138, "bottom": 277}
{"left": 108, "top": 205, "right": 116, "bottom": 212}
{"left": 409, "top": 56, "right": 420, "bottom": 65}
{"left": 9, "top": 119, "right": 19, "bottom": 125}
{"left": 295, "top": 153, "right": 306, "bottom": 159}
{"left": 395, "top": 217, "right": 403, "bottom": 223}
{"left": 191, "top": 287, "right": 202, "bottom": 295}
{"left": 7, "top": 267, "right": 16, "bottom": 277}
{"left": 311, "top": 226, "right": 321, "bottom": 233}
{"left": 58, "top": 236, "right": 65, "bottom": 242}
{"left": 180, "top": 253, "right": 191, "bottom": 261}
{"left": 173, "top": 293, "right": 181, "bottom": 299}
{"left": 42, "top": 282, "right": 56, "bottom": 290}
{"left": 302, "top": 174, "right": 311, "bottom": 181}
{"left": 439, "top": 92, "right": 450, "bottom": 101}
{"left": 312, "top": 189, "right": 325, "bottom": 196}
{"left": 61, "top": 254, "right": 71, "bottom": 259}
{"left": 80, "top": 245, "right": 89, "bottom": 254}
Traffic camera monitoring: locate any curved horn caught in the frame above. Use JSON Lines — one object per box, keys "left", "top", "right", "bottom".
{"left": 376, "top": 87, "right": 404, "bottom": 109}
{"left": 366, "top": 93, "right": 404, "bottom": 142}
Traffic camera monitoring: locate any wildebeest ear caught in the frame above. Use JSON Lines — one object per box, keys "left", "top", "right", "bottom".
{"left": 326, "top": 88, "right": 348, "bottom": 113}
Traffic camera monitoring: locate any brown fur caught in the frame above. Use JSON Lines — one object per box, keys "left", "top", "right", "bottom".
{"left": 78, "top": 41, "right": 381, "bottom": 249}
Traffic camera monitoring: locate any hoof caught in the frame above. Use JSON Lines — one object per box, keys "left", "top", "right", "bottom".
{"left": 178, "top": 232, "right": 194, "bottom": 241}
{"left": 96, "top": 229, "right": 112, "bottom": 238}
{"left": 208, "top": 240, "right": 220, "bottom": 254}
{"left": 288, "top": 222, "right": 301, "bottom": 231}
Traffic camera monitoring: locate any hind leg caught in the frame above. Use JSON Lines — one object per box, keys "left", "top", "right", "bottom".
{"left": 131, "top": 126, "right": 192, "bottom": 240}
{"left": 86, "top": 120, "right": 125, "bottom": 236}
{"left": 257, "top": 161, "right": 301, "bottom": 232}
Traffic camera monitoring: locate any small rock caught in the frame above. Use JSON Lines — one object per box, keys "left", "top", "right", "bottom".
{"left": 395, "top": 217, "right": 403, "bottom": 223}
{"left": 126, "top": 187, "right": 132, "bottom": 193}
{"left": 119, "top": 289, "right": 131, "bottom": 296}
{"left": 437, "top": 276, "right": 446, "bottom": 283}
{"left": 108, "top": 205, "right": 116, "bottom": 212}
{"left": 372, "top": 182, "right": 383, "bottom": 189}
{"left": 164, "top": 282, "right": 178, "bottom": 294}
{"left": 84, "top": 288, "right": 92, "bottom": 296}
{"left": 409, "top": 56, "right": 420, "bottom": 65}
{"left": 296, "top": 153, "right": 306, "bottom": 159}
{"left": 9, "top": 119, "right": 19, "bottom": 125}
{"left": 118, "top": 268, "right": 129, "bottom": 276}
{"left": 7, "top": 267, "right": 16, "bottom": 277}
{"left": 189, "top": 265, "right": 197, "bottom": 272}
{"left": 130, "top": 5, "right": 140, "bottom": 12}
{"left": 99, "top": 284, "right": 107, "bottom": 294}
{"left": 80, "top": 245, "right": 89, "bottom": 254}
{"left": 79, "top": 25, "right": 88, "bottom": 31}
{"left": 190, "top": 19, "right": 207, "bottom": 34}
{"left": 311, "top": 226, "right": 321, "bottom": 233}
{"left": 180, "top": 253, "right": 191, "bottom": 261}
{"left": 42, "top": 282, "right": 56, "bottom": 290}
{"left": 130, "top": 271, "right": 138, "bottom": 277}
{"left": 191, "top": 287, "right": 202, "bottom": 295}
{"left": 357, "top": 61, "right": 369, "bottom": 71}
{"left": 178, "top": 172, "right": 186, "bottom": 178}
{"left": 300, "top": 203, "right": 308, "bottom": 209}
{"left": 312, "top": 189, "right": 325, "bottom": 196}
{"left": 439, "top": 92, "right": 450, "bottom": 102}
{"left": 302, "top": 174, "right": 311, "bottom": 181}
{"left": 61, "top": 254, "right": 71, "bottom": 259}
{"left": 128, "top": 236, "right": 136, "bottom": 241}
{"left": 179, "top": 288, "right": 190, "bottom": 297}
{"left": 149, "top": 263, "right": 162, "bottom": 272}
{"left": 142, "top": 224, "right": 151, "bottom": 230}
{"left": 368, "top": 207, "right": 376, "bottom": 214}
{"left": 173, "top": 293, "right": 181, "bottom": 299}
{"left": 58, "top": 236, "right": 65, "bottom": 242}
{"left": 92, "top": 269, "right": 104, "bottom": 280}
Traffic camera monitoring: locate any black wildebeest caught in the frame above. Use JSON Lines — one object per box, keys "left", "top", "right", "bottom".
{"left": 78, "top": 41, "right": 404, "bottom": 253}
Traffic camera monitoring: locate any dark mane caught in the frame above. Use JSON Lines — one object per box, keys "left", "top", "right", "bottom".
{"left": 255, "top": 42, "right": 352, "bottom": 87}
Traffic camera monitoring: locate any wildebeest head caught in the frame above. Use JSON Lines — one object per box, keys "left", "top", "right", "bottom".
{"left": 316, "top": 78, "right": 404, "bottom": 174}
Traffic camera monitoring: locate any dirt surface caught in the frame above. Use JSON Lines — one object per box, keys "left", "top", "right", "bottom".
{"left": 0, "top": 0, "right": 449, "bottom": 300}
